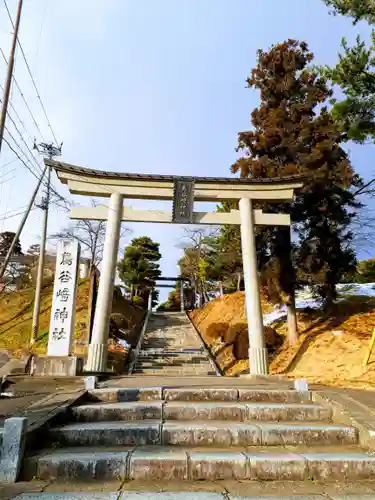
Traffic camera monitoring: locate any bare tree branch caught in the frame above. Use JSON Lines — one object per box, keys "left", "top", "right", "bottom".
{"left": 48, "top": 199, "right": 132, "bottom": 273}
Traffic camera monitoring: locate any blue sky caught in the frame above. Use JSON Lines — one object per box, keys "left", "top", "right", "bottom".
{"left": 0, "top": 0, "right": 373, "bottom": 299}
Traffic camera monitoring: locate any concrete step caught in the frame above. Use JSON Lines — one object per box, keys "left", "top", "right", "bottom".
{"left": 139, "top": 349, "right": 204, "bottom": 355}
{"left": 132, "top": 369, "right": 214, "bottom": 375}
{"left": 133, "top": 366, "right": 212, "bottom": 370}
{"left": 134, "top": 360, "right": 211, "bottom": 366}
{"left": 87, "top": 387, "right": 312, "bottom": 404}
{"left": 71, "top": 401, "right": 163, "bottom": 422}
{"left": 5, "top": 494, "right": 331, "bottom": 500}
{"left": 10, "top": 494, "right": 375, "bottom": 500}
{"left": 133, "top": 364, "right": 212, "bottom": 369}
{"left": 25, "top": 445, "right": 375, "bottom": 482}
{"left": 70, "top": 401, "right": 331, "bottom": 423}
{"left": 136, "top": 354, "right": 207, "bottom": 360}
{"left": 47, "top": 420, "right": 357, "bottom": 447}
{"left": 135, "top": 356, "right": 209, "bottom": 362}
{"left": 163, "top": 401, "right": 331, "bottom": 422}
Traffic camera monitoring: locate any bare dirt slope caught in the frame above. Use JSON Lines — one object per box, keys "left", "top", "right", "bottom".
{"left": 190, "top": 292, "right": 375, "bottom": 388}
{"left": 0, "top": 280, "right": 144, "bottom": 362}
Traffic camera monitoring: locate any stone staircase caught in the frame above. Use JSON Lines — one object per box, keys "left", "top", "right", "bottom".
{"left": 23, "top": 386, "right": 375, "bottom": 484}
{"left": 132, "top": 312, "right": 216, "bottom": 376}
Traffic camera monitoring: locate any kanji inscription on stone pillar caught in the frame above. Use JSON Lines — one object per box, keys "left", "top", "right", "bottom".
{"left": 47, "top": 240, "right": 81, "bottom": 356}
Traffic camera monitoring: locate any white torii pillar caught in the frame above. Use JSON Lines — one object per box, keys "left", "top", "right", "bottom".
{"left": 239, "top": 197, "right": 268, "bottom": 375}
{"left": 86, "top": 193, "right": 123, "bottom": 372}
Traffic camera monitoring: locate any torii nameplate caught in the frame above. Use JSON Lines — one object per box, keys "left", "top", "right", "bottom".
{"left": 172, "top": 179, "right": 195, "bottom": 224}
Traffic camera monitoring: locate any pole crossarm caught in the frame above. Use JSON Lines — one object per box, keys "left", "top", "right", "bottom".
{"left": 70, "top": 206, "right": 291, "bottom": 226}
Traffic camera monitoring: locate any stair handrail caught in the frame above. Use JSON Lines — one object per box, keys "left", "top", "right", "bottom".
{"left": 127, "top": 310, "right": 152, "bottom": 375}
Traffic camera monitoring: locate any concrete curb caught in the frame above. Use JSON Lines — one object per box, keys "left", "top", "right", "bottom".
{"left": 0, "top": 417, "right": 27, "bottom": 483}
{"left": 187, "top": 313, "right": 221, "bottom": 376}
{"left": 2, "top": 493, "right": 356, "bottom": 499}
{"left": 0, "top": 389, "right": 86, "bottom": 483}
{"left": 312, "top": 389, "right": 375, "bottom": 450}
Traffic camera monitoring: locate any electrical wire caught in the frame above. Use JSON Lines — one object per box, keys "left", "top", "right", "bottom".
{"left": 0, "top": 82, "right": 29, "bottom": 139}
{"left": 1, "top": 4, "right": 69, "bottom": 210}
{"left": 0, "top": 205, "right": 37, "bottom": 221}
{"left": 2, "top": 107, "right": 44, "bottom": 177}
{"left": 4, "top": 0, "right": 58, "bottom": 144}
{"left": 2, "top": 107, "right": 67, "bottom": 202}
{"left": 0, "top": 47, "right": 44, "bottom": 141}
{"left": 0, "top": 203, "right": 28, "bottom": 219}
{"left": 33, "top": 0, "right": 47, "bottom": 76}
{"left": 2, "top": 135, "right": 42, "bottom": 182}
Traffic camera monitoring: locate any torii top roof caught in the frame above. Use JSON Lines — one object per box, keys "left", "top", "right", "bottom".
{"left": 46, "top": 159, "right": 303, "bottom": 202}
{"left": 47, "top": 159, "right": 303, "bottom": 185}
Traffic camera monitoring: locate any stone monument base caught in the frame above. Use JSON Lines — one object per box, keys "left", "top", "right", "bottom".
{"left": 32, "top": 356, "right": 84, "bottom": 377}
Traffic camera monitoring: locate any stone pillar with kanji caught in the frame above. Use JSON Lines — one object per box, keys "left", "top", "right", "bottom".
{"left": 47, "top": 240, "right": 81, "bottom": 356}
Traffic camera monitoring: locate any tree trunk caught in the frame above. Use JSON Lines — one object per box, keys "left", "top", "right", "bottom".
{"left": 286, "top": 292, "right": 298, "bottom": 345}
{"left": 87, "top": 268, "right": 98, "bottom": 344}
{"left": 324, "top": 284, "right": 336, "bottom": 312}
{"left": 203, "top": 282, "right": 209, "bottom": 303}
{"left": 237, "top": 272, "right": 241, "bottom": 291}
{"left": 193, "top": 281, "right": 197, "bottom": 309}
{"left": 90, "top": 233, "right": 98, "bottom": 276}
{"left": 199, "top": 279, "right": 204, "bottom": 307}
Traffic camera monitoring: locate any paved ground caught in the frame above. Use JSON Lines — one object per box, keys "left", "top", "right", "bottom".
{"left": 3, "top": 379, "right": 375, "bottom": 498}
{"left": 4, "top": 479, "right": 375, "bottom": 499}
{"left": 3, "top": 312, "right": 375, "bottom": 500}
{"left": 0, "top": 376, "right": 84, "bottom": 425}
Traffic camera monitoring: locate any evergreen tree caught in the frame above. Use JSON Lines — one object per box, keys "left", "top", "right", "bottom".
{"left": 117, "top": 236, "right": 161, "bottom": 306}
{"left": 320, "top": 0, "right": 375, "bottom": 143}
{"left": 0, "top": 231, "right": 22, "bottom": 257}
{"left": 232, "top": 39, "right": 361, "bottom": 313}
{"left": 322, "top": 0, "right": 375, "bottom": 24}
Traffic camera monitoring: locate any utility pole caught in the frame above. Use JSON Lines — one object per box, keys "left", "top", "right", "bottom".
{"left": 30, "top": 142, "right": 62, "bottom": 344}
{"left": 0, "top": 0, "right": 24, "bottom": 156}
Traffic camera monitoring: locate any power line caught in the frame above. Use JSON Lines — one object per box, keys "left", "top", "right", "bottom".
{"left": 0, "top": 203, "right": 28, "bottom": 219}
{"left": 0, "top": 168, "right": 16, "bottom": 185}
{"left": 1, "top": 156, "right": 18, "bottom": 169}
{"left": 2, "top": 106, "right": 44, "bottom": 176}
{"left": 0, "top": 82, "right": 28, "bottom": 139}
{"left": 4, "top": 0, "right": 58, "bottom": 144}
{"left": 3, "top": 114, "right": 66, "bottom": 202}
{"left": 2, "top": 134, "right": 42, "bottom": 181}
{"left": 0, "top": 137, "right": 66, "bottom": 223}
{"left": 2, "top": 206, "right": 37, "bottom": 220}
{"left": 0, "top": 47, "right": 44, "bottom": 141}
{"left": 4, "top": 126, "right": 41, "bottom": 178}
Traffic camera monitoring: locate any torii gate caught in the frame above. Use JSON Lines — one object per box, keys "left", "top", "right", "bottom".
{"left": 47, "top": 159, "right": 302, "bottom": 375}
{"left": 154, "top": 276, "right": 191, "bottom": 312}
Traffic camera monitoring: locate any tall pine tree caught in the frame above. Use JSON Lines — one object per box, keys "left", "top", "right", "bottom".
{"left": 320, "top": 0, "right": 375, "bottom": 144}
{"left": 232, "top": 40, "right": 361, "bottom": 332}
{"left": 117, "top": 236, "right": 161, "bottom": 307}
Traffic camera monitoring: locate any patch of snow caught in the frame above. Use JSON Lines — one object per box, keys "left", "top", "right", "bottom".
{"left": 117, "top": 339, "right": 131, "bottom": 350}
{"left": 337, "top": 283, "right": 375, "bottom": 297}
{"left": 263, "top": 282, "right": 375, "bottom": 324}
